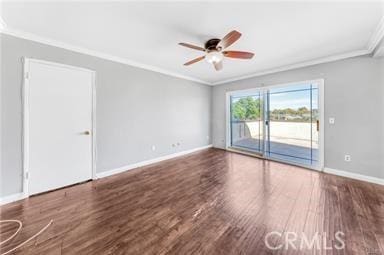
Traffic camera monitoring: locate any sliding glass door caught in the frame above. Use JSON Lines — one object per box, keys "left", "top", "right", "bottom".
{"left": 230, "top": 92, "right": 263, "bottom": 154}
{"left": 228, "top": 81, "right": 321, "bottom": 169}
{"left": 266, "top": 84, "right": 319, "bottom": 167}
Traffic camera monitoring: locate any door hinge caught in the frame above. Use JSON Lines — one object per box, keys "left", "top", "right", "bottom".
{"left": 25, "top": 72, "right": 29, "bottom": 80}
{"left": 25, "top": 172, "right": 29, "bottom": 180}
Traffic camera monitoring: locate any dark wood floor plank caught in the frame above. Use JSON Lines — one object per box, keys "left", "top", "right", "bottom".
{"left": 337, "top": 177, "right": 369, "bottom": 255}
{"left": 1, "top": 148, "right": 383, "bottom": 255}
{"left": 347, "top": 180, "right": 384, "bottom": 255}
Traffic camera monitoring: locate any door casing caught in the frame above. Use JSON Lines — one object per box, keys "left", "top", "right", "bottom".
{"left": 225, "top": 79, "right": 324, "bottom": 171}
{"left": 22, "top": 58, "right": 97, "bottom": 197}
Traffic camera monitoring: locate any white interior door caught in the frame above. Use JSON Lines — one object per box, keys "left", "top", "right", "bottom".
{"left": 24, "top": 59, "right": 95, "bottom": 195}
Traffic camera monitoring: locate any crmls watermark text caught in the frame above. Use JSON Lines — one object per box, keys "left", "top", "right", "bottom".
{"left": 264, "top": 231, "right": 345, "bottom": 250}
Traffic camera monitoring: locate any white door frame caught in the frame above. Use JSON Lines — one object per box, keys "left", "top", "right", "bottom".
{"left": 225, "top": 79, "right": 325, "bottom": 171}
{"left": 22, "top": 58, "right": 97, "bottom": 197}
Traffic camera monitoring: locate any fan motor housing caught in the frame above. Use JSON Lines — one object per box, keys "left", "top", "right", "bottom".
{"left": 205, "top": 38, "right": 221, "bottom": 51}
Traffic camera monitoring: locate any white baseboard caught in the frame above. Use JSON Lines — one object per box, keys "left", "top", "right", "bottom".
{"left": 0, "top": 192, "right": 27, "bottom": 206}
{"left": 324, "top": 167, "right": 384, "bottom": 186}
{"left": 96, "top": 144, "right": 213, "bottom": 179}
{"left": 0, "top": 144, "right": 212, "bottom": 206}
{"left": 2, "top": 150, "right": 381, "bottom": 207}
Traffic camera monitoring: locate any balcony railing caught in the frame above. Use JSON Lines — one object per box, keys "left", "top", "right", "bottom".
{"left": 231, "top": 120, "right": 319, "bottom": 164}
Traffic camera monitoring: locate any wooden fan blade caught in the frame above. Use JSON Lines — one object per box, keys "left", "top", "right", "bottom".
{"left": 184, "top": 56, "right": 205, "bottom": 66}
{"left": 179, "top": 43, "right": 205, "bottom": 52}
{"left": 223, "top": 51, "right": 254, "bottom": 59}
{"left": 213, "top": 61, "right": 223, "bottom": 71}
{"left": 218, "top": 30, "right": 242, "bottom": 49}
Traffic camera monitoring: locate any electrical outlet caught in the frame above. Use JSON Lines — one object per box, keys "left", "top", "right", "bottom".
{"left": 329, "top": 117, "right": 335, "bottom": 124}
{"left": 151, "top": 145, "right": 156, "bottom": 151}
{"left": 344, "top": 155, "right": 351, "bottom": 162}
{"left": 206, "top": 135, "right": 210, "bottom": 141}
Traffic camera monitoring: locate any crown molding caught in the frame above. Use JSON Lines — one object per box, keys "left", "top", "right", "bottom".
{"left": 0, "top": 27, "right": 212, "bottom": 85}
{"left": 0, "top": 17, "right": 6, "bottom": 30}
{"left": 1, "top": 16, "right": 382, "bottom": 87}
{"left": 367, "top": 16, "right": 384, "bottom": 52}
{"left": 212, "top": 16, "right": 384, "bottom": 85}
{"left": 373, "top": 46, "right": 384, "bottom": 58}
{"left": 210, "top": 49, "right": 370, "bottom": 85}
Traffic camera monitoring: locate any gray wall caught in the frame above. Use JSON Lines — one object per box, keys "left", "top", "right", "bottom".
{"left": 1, "top": 34, "right": 212, "bottom": 197}
{"left": 1, "top": 33, "right": 383, "bottom": 198}
{"left": 212, "top": 56, "right": 384, "bottom": 179}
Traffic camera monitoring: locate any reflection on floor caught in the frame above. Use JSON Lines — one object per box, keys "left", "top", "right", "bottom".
{"left": 1, "top": 149, "right": 383, "bottom": 254}
{"left": 233, "top": 138, "right": 318, "bottom": 167}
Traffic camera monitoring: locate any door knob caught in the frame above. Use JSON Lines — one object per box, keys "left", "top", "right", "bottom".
{"left": 83, "top": 131, "right": 90, "bottom": 135}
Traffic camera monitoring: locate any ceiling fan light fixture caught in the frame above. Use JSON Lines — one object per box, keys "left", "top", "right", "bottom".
{"left": 179, "top": 30, "right": 254, "bottom": 70}
{"left": 205, "top": 51, "right": 223, "bottom": 64}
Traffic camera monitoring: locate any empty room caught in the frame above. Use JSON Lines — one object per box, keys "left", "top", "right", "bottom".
{"left": 1, "top": 1, "right": 384, "bottom": 254}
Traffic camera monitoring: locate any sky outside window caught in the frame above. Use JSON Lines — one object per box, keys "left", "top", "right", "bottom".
{"left": 269, "top": 84, "right": 318, "bottom": 110}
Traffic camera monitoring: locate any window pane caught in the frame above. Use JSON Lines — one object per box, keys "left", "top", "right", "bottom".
{"left": 267, "top": 84, "right": 318, "bottom": 167}
{"left": 230, "top": 93, "right": 263, "bottom": 153}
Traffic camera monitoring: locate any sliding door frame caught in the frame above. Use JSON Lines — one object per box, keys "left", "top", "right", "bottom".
{"left": 225, "top": 79, "right": 324, "bottom": 171}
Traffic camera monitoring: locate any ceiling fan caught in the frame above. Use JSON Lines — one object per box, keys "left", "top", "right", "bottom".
{"left": 179, "top": 30, "right": 254, "bottom": 71}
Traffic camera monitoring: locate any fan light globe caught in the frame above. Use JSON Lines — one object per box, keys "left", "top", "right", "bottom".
{"left": 205, "top": 51, "right": 223, "bottom": 64}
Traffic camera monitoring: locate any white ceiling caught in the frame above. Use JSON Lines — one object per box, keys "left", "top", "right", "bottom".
{"left": 1, "top": 1, "right": 384, "bottom": 85}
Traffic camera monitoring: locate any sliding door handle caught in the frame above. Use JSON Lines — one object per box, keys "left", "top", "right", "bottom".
{"left": 316, "top": 120, "right": 319, "bottom": 131}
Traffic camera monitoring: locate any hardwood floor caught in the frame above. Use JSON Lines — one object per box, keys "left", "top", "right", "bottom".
{"left": 1, "top": 148, "right": 384, "bottom": 254}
